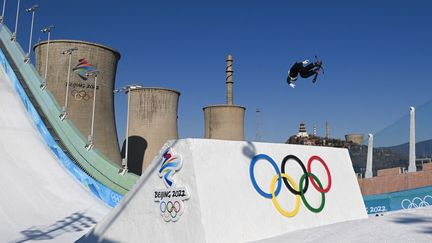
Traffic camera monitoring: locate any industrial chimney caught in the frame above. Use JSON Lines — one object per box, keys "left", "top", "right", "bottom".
{"left": 203, "top": 55, "right": 245, "bottom": 140}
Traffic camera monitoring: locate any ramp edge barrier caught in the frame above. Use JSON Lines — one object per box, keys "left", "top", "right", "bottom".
{"left": 0, "top": 24, "right": 138, "bottom": 196}
{"left": 363, "top": 185, "right": 432, "bottom": 214}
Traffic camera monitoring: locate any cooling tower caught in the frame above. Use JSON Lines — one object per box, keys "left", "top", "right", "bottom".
{"left": 33, "top": 40, "right": 121, "bottom": 164}
{"left": 203, "top": 54, "right": 245, "bottom": 141}
{"left": 126, "top": 87, "right": 180, "bottom": 174}
{"left": 203, "top": 105, "right": 245, "bottom": 140}
{"left": 345, "top": 134, "right": 364, "bottom": 145}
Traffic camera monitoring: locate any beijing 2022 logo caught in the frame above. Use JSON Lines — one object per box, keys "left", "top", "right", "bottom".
{"left": 154, "top": 147, "right": 190, "bottom": 222}
{"left": 249, "top": 154, "right": 332, "bottom": 217}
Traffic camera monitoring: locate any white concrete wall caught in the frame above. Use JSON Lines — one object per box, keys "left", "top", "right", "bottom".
{"left": 81, "top": 139, "right": 367, "bottom": 243}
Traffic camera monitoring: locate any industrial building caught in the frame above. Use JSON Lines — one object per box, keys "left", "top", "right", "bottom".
{"left": 345, "top": 134, "right": 365, "bottom": 145}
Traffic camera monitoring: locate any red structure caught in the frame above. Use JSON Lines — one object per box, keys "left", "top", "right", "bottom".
{"left": 358, "top": 163, "right": 432, "bottom": 195}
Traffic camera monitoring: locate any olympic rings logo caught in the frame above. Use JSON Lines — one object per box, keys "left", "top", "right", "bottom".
{"left": 401, "top": 195, "right": 432, "bottom": 209}
{"left": 110, "top": 192, "right": 122, "bottom": 204}
{"left": 249, "top": 154, "right": 332, "bottom": 217}
{"left": 71, "top": 88, "right": 93, "bottom": 101}
{"left": 159, "top": 200, "right": 184, "bottom": 222}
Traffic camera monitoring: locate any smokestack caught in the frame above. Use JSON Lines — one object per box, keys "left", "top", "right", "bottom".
{"left": 203, "top": 54, "right": 245, "bottom": 141}
{"left": 408, "top": 106, "right": 416, "bottom": 172}
{"left": 226, "top": 54, "right": 233, "bottom": 105}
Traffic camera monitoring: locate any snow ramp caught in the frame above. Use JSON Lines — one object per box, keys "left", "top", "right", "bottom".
{"left": 0, "top": 52, "right": 109, "bottom": 241}
{"left": 0, "top": 23, "right": 139, "bottom": 200}
{"left": 80, "top": 139, "right": 367, "bottom": 243}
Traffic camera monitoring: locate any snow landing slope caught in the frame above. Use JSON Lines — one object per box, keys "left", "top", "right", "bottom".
{"left": 0, "top": 58, "right": 109, "bottom": 242}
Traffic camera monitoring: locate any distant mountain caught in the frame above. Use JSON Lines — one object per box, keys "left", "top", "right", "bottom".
{"left": 383, "top": 139, "right": 432, "bottom": 157}
{"left": 348, "top": 139, "right": 432, "bottom": 176}
{"left": 349, "top": 145, "right": 407, "bottom": 176}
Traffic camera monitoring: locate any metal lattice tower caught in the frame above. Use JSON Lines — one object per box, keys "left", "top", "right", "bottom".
{"left": 256, "top": 108, "right": 262, "bottom": 141}
{"left": 326, "top": 121, "right": 330, "bottom": 139}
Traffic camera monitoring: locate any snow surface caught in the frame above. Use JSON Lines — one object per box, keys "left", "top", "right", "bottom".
{"left": 0, "top": 62, "right": 109, "bottom": 242}
{"left": 254, "top": 206, "right": 432, "bottom": 243}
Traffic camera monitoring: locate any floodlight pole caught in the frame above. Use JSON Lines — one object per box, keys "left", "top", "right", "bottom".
{"left": 0, "top": 0, "right": 7, "bottom": 23}
{"left": 124, "top": 88, "right": 131, "bottom": 174}
{"left": 59, "top": 47, "right": 78, "bottom": 120}
{"left": 84, "top": 70, "right": 100, "bottom": 151}
{"left": 41, "top": 25, "right": 54, "bottom": 80}
{"left": 365, "top": 133, "right": 373, "bottom": 178}
{"left": 24, "top": 4, "right": 38, "bottom": 63}
{"left": 113, "top": 84, "right": 143, "bottom": 175}
{"left": 11, "top": 0, "right": 20, "bottom": 41}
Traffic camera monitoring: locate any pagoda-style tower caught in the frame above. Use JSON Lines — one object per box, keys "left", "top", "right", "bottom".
{"left": 296, "top": 122, "right": 309, "bottom": 138}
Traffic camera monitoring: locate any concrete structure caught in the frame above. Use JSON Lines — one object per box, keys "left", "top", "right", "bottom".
{"left": 365, "top": 133, "right": 373, "bottom": 178}
{"left": 345, "top": 133, "right": 364, "bottom": 145}
{"left": 79, "top": 139, "right": 367, "bottom": 243}
{"left": 33, "top": 40, "right": 121, "bottom": 164}
{"left": 226, "top": 54, "right": 234, "bottom": 105}
{"left": 126, "top": 87, "right": 180, "bottom": 174}
{"left": 203, "top": 105, "right": 245, "bottom": 140}
{"left": 408, "top": 106, "right": 416, "bottom": 172}
{"left": 203, "top": 54, "right": 245, "bottom": 140}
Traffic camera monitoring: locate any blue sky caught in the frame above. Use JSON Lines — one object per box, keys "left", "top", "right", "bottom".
{"left": 4, "top": 0, "right": 432, "bottom": 144}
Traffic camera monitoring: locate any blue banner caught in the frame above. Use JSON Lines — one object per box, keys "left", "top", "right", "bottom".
{"left": 364, "top": 185, "right": 432, "bottom": 214}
